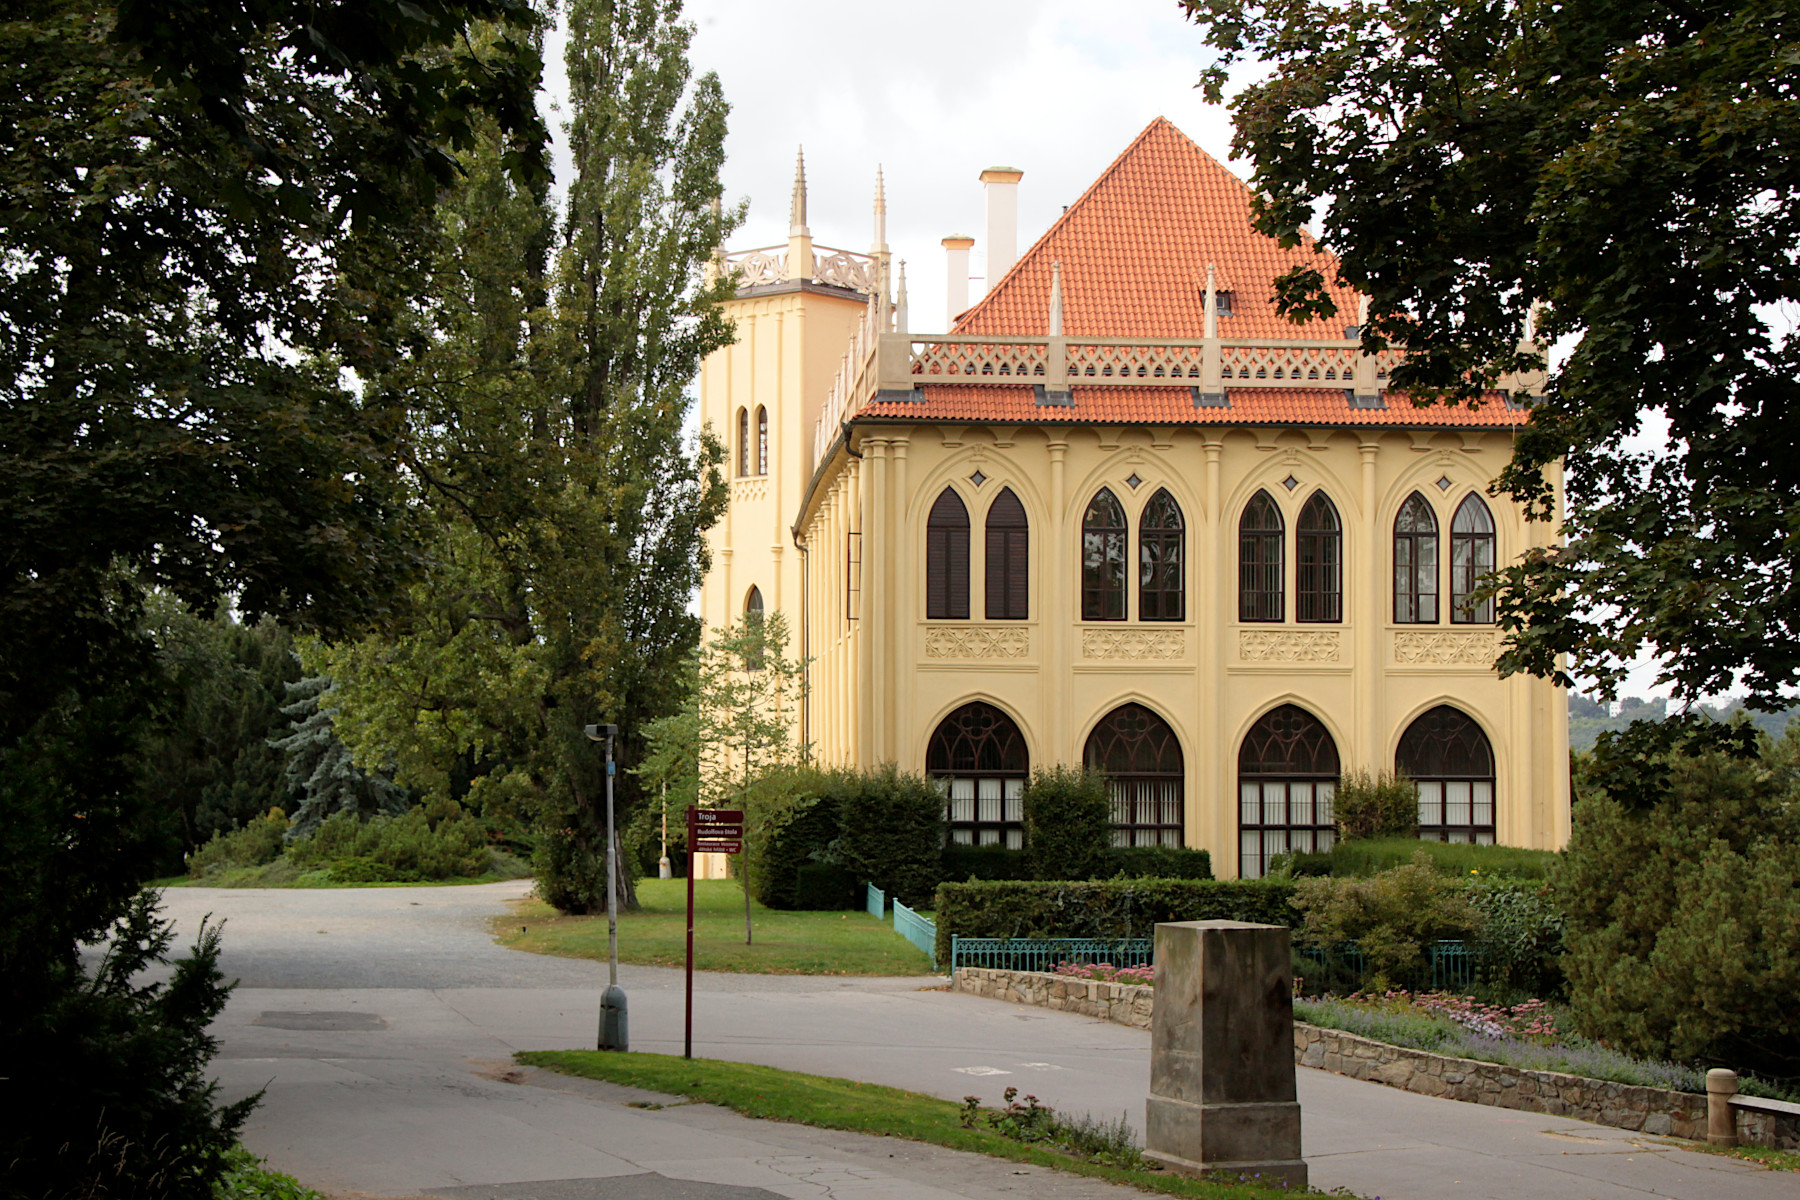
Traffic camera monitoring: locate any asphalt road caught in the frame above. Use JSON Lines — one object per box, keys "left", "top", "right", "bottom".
{"left": 159, "top": 881, "right": 1792, "bottom": 1200}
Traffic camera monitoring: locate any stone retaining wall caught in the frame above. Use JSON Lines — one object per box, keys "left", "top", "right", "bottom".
{"left": 950, "top": 967, "right": 1798, "bottom": 1150}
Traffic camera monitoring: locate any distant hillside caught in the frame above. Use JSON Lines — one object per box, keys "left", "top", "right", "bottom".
{"left": 1569, "top": 694, "right": 1800, "bottom": 753}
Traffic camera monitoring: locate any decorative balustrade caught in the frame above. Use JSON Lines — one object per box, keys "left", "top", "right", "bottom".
{"left": 722, "top": 244, "right": 879, "bottom": 294}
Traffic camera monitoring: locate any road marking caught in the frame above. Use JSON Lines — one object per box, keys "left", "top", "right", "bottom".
{"left": 1018, "top": 1062, "right": 1065, "bottom": 1070}
{"left": 953, "top": 1066, "right": 1011, "bottom": 1076}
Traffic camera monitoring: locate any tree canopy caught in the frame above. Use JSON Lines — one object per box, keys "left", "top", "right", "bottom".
{"left": 1180, "top": 0, "right": 1800, "bottom": 706}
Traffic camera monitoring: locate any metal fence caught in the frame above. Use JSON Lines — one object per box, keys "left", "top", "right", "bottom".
{"left": 1294, "top": 939, "right": 1479, "bottom": 992}
{"left": 892, "top": 900, "right": 937, "bottom": 969}
{"left": 948, "top": 937, "right": 1154, "bottom": 975}
{"left": 865, "top": 882, "right": 885, "bottom": 920}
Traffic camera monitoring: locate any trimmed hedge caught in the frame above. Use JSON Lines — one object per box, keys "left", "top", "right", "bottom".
{"left": 836, "top": 765, "right": 944, "bottom": 908}
{"left": 753, "top": 789, "right": 846, "bottom": 910}
{"left": 1294, "top": 838, "right": 1557, "bottom": 880}
{"left": 794, "top": 862, "right": 859, "bottom": 910}
{"left": 941, "top": 843, "right": 1032, "bottom": 882}
{"left": 1104, "top": 845, "right": 1212, "bottom": 880}
{"left": 931, "top": 878, "right": 1298, "bottom": 965}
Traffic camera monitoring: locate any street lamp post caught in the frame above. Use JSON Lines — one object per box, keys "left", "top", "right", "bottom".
{"left": 583, "top": 722, "right": 627, "bottom": 1051}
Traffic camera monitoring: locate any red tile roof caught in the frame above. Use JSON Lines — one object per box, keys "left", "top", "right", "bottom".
{"left": 860, "top": 385, "right": 1527, "bottom": 429}
{"left": 951, "top": 117, "right": 1360, "bottom": 341}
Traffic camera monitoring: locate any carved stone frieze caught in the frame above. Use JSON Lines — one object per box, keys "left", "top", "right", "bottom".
{"left": 924, "top": 626, "right": 1030, "bottom": 659}
{"left": 1082, "top": 629, "right": 1185, "bottom": 661}
{"left": 1238, "top": 630, "right": 1341, "bottom": 663}
{"left": 729, "top": 477, "right": 768, "bottom": 503}
{"left": 1393, "top": 630, "right": 1500, "bottom": 665}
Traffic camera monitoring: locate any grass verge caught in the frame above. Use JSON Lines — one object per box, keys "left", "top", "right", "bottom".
{"left": 517, "top": 1050, "right": 1335, "bottom": 1198}
{"left": 496, "top": 878, "right": 932, "bottom": 975}
{"left": 1676, "top": 1141, "right": 1800, "bottom": 1172}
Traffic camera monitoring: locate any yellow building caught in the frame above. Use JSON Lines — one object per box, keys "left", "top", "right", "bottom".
{"left": 699, "top": 120, "right": 1569, "bottom": 878}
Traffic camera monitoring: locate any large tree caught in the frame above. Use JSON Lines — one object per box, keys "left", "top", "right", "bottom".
{"left": 1180, "top": 0, "right": 1799, "bottom": 706}
{"left": 318, "top": 0, "right": 739, "bottom": 913}
{"left": 0, "top": 1, "right": 545, "bottom": 1191}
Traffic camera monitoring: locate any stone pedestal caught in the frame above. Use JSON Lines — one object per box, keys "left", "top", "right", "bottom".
{"left": 1144, "top": 920, "right": 1306, "bottom": 1188}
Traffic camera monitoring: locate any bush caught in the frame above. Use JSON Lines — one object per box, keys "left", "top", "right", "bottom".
{"left": 1290, "top": 851, "right": 1483, "bottom": 987}
{"left": 1021, "top": 765, "right": 1110, "bottom": 881}
{"left": 932, "top": 878, "right": 1298, "bottom": 965}
{"left": 744, "top": 767, "right": 851, "bottom": 909}
{"left": 287, "top": 796, "right": 490, "bottom": 882}
{"left": 836, "top": 765, "right": 944, "bottom": 908}
{"left": 794, "top": 861, "right": 859, "bottom": 910}
{"left": 1557, "top": 726, "right": 1800, "bottom": 1079}
{"left": 1103, "top": 845, "right": 1212, "bottom": 879}
{"left": 941, "top": 843, "right": 1032, "bottom": 882}
{"left": 1314, "top": 837, "right": 1557, "bottom": 879}
{"left": 2, "top": 891, "right": 253, "bottom": 1200}
{"left": 187, "top": 808, "right": 290, "bottom": 878}
{"left": 1467, "top": 878, "right": 1565, "bottom": 999}
{"left": 1332, "top": 769, "right": 1418, "bottom": 841}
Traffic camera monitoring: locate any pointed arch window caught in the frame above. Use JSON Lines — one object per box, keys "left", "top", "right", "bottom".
{"left": 926, "top": 488, "right": 970, "bottom": 620}
{"left": 1239, "top": 489, "right": 1284, "bottom": 622}
{"left": 1394, "top": 492, "right": 1439, "bottom": 623}
{"left": 1082, "top": 488, "right": 1128, "bottom": 621}
{"left": 756, "top": 406, "right": 769, "bottom": 475}
{"left": 743, "top": 585, "right": 765, "bottom": 669}
{"left": 1238, "top": 704, "right": 1339, "bottom": 878}
{"left": 1398, "top": 706, "right": 1496, "bottom": 843}
{"left": 1450, "top": 494, "right": 1496, "bottom": 624}
{"left": 736, "top": 407, "right": 750, "bottom": 477}
{"left": 928, "top": 701, "right": 1029, "bottom": 847}
{"left": 1297, "top": 491, "right": 1342, "bottom": 623}
{"left": 1085, "top": 703, "right": 1184, "bottom": 847}
{"left": 985, "top": 487, "right": 1029, "bottom": 621}
{"left": 1138, "top": 488, "right": 1185, "bottom": 622}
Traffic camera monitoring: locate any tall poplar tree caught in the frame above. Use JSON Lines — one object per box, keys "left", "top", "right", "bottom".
{"left": 318, "top": 0, "right": 738, "bottom": 912}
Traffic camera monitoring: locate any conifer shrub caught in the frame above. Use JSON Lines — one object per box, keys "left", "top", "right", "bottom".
{"left": 187, "top": 808, "right": 291, "bottom": 878}
{"left": 836, "top": 765, "right": 945, "bottom": 908}
{"left": 932, "top": 878, "right": 1299, "bottom": 965}
{"left": 287, "top": 796, "right": 490, "bottom": 881}
{"left": 749, "top": 770, "right": 850, "bottom": 910}
{"left": 1557, "top": 727, "right": 1800, "bottom": 1079}
{"left": 1332, "top": 769, "right": 1418, "bottom": 841}
{"left": 1021, "top": 765, "right": 1110, "bottom": 882}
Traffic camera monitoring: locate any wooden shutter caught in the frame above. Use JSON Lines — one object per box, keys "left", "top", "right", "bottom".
{"left": 927, "top": 488, "right": 970, "bottom": 619}
{"left": 985, "top": 488, "right": 1028, "bottom": 620}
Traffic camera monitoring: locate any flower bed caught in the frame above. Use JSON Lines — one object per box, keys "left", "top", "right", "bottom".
{"left": 1051, "top": 961, "right": 1154, "bottom": 987}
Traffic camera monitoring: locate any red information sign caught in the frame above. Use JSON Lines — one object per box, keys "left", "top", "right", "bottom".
{"left": 692, "top": 839, "right": 742, "bottom": 854}
{"left": 694, "top": 809, "right": 743, "bottom": 825}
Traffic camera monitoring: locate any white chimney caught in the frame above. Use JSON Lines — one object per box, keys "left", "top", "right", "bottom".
{"left": 980, "top": 166, "right": 1023, "bottom": 288}
{"left": 942, "top": 234, "right": 974, "bottom": 328}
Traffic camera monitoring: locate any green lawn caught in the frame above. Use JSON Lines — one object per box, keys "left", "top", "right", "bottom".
{"left": 494, "top": 877, "right": 934, "bottom": 975}
{"left": 517, "top": 1051, "right": 1327, "bottom": 1199}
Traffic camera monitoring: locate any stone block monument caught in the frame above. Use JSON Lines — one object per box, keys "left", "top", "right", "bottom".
{"left": 1144, "top": 920, "right": 1306, "bottom": 1187}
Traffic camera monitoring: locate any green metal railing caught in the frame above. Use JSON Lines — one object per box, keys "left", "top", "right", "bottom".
{"left": 892, "top": 900, "right": 936, "bottom": 969}
{"left": 949, "top": 936, "right": 1154, "bottom": 974}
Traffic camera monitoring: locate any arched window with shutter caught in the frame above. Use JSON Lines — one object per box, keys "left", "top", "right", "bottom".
{"left": 1085, "top": 703, "right": 1184, "bottom": 846}
{"left": 1398, "top": 705, "right": 1496, "bottom": 843}
{"left": 743, "top": 585, "right": 765, "bottom": 669}
{"left": 1450, "top": 494, "right": 1496, "bottom": 623}
{"left": 1296, "top": 491, "right": 1342, "bottom": 623}
{"left": 1082, "top": 488, "right": 1128, "bottom": 621}
{"left": 1239, "top": 489, "right": 1284, "bottom": 622}
{"left": 929, "top": 701, "right": 1029, "bottom": 847}
{"left": 736, "top": 407, "right": 750, "bottom": 477}
{"left": 756, "top": 406, "right": 769, "bottom": 475}
{"left": 1238, "top": 704, "right": 1339, "bottom": 878}
{"left": 985, "top": 487, "right": 1029, "bottom": 620}
{"left": 1138, "top": 489, "right": 1185, "bottom": 622}
{"left": 925, "top": 488, "right": 970, "bottom": 620}
{"left": 1394, "top": 492, "right": 1439, "bottom": 623}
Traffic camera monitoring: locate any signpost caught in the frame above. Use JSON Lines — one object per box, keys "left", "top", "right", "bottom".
{"left": 684, "top": 806, "right": 744, "bottom": 1059}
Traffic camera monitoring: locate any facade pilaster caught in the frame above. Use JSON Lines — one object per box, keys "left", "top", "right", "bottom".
{"left": 1201, "top": 435, "right": 1227, "bottom": 872}
{"left": 890, "top": 433, "right": 912, "bottom": 763}
{"left": 1358, "top": 440, "right": 1380, "bottom": 770}
{"left": 1046, "top": 433, "right": 1070, "bottom": 761}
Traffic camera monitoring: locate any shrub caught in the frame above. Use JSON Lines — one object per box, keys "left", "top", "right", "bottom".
{"left": 1332, "top": 769, "right": 1418, "bottom": 841}
{"left": 744, "top": 767, "right": 851, "bottom": 909}
{"left": 2, "top": 891, "right": 253, "bottom": 1200}
{"left": 941, "top": 842, "right": 1032, "bottom": 882}
{"left": 932, "top": 878, "right": 1298, "bottom": 965}
{"left": 1290, "top": 851, "right": 1483, "bottom": 987}
{"left": 1021, "top": 765, "right": 1110, "bottom": 881}
{"left": 187, "top": 808, "right": 290, "bottom": 878}
{"left": 1467, "top": 878, "right": 1565, "bottom": 999}
{"left": 1103, "top": 845, "right": 1212, "bottom": 880}
{"left": 287, "top": 795, "right": 490, "bottom": 882}
{"left": 1557, "top": 727, "right": 1800, "bottom": 1079}
{"left": 836, "top": 765, "right": 944, "bottom": 908}
{"left": 793, "top": 861, "right": 859, "bottom": 910}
